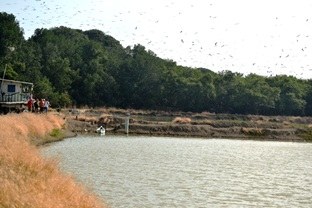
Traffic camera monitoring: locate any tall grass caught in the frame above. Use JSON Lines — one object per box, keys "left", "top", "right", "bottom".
{"left": 0, "top": 113, "right": 65, "bottom": 140}
{"left": 0, "top": 113, "right": 106, "bottom": 208}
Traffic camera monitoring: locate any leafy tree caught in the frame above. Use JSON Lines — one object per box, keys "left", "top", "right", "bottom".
{"left": 0, "top": 12, "right": 24, "bottom": 58}
{"left": 0, "top": 12, "right": 25, "bottom": 82}
{"left": 34, "top": 76, "right": 55, "bottom": 100}
{"left": 268, "top": 75, "right": 307, "bottom": 115}
{"left": 214, "top": 71, "right": 244, "bottom": 113}
{"left": 238, "top": 74, "right": 280, "bottom": 115}
{"left": 13, "top": 41, "right": 42, "bottom": 81}
{"left": 304, "top": 80, "right": 312, "bottom": 116}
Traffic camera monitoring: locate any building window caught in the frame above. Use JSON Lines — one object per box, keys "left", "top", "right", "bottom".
{"left": 8, "top": 84, "right": 16, "bottom": 93}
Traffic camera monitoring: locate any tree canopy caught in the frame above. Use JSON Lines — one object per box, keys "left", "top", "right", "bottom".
{"left": 1, "top": 12, "right": 312, "bottom": 116}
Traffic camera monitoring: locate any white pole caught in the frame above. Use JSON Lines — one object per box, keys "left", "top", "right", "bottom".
{"left": 125, "top": 117, "right": 129, "bottom": 135}
{"left": 0, "top": 64, "right": 7, "bottom": 93}
{"left": 1, "top": 47, "right": 14, "bottom": 94}
{"left": 1, "top": 64, "right": 6, "bottom": 80}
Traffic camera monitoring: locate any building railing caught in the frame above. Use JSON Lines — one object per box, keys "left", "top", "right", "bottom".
{"left": 0, "top": 92, "right": 30, "bottom": 103}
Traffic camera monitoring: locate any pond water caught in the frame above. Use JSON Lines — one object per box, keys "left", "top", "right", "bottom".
{"left": 41, "top": 136, "right": 312, "bottom": 208}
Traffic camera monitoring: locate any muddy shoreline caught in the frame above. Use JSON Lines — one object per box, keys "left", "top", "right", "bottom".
{"left": 63, "top": 108, "right": 312, "bottom": 142}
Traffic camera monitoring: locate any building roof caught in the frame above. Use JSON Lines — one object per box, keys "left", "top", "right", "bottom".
{"left": 0, "top": 78, "right": 33, "bottom": 86}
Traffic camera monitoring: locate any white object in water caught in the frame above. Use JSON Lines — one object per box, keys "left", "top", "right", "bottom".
{"left": 96, "top": 126, "right": 105, "bottom": 135}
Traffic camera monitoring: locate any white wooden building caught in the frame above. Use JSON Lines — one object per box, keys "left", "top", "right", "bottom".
{"left": 0, "top": 78, "right": 33, "bottom": 112}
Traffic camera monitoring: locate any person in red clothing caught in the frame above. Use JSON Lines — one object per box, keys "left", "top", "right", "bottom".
{"left": 27, "top": 98, "right": 33, "bottom": 112}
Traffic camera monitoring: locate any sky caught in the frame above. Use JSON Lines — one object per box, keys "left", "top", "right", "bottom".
{"left": 1, "top": 0, "right": 312, "bottom": 79}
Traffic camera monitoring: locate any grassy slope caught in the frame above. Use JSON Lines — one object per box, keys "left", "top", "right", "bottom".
{"left": 0, "top": 113, "right": 106, "bottom": 208}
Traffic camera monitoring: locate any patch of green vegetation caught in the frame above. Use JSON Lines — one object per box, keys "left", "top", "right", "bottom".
{"left": 289, "top": 123, "right": 308, "bottom": 129}
{"left": 30, "top": 128, "right": 66, "bottom": 146}
{"left": 296, "top": 128, "right": 312, "bottom": 141}
{"left": 211, "top": 120, "right": 252, "bottom": 128}
{"left": 216, "top": 114, "right": 245, "bottom": 120}
{"left": 49, "top": 128, "right": 63, "bottom": 138}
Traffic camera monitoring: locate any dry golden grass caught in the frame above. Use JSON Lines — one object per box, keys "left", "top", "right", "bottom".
{"left": 76, "top": 115, "right": 98, "bottom": 123}
{"left": 0, "top": 113, "right": 106, "bottom": 208}
{"left": 0, "top": 113, "right": 65, "bottom": 140}
{"left": 172, "top": 117, "right": 192, "bottom": 124}
{"left": 240, "top": 127, "right": 264, "bottom": 136}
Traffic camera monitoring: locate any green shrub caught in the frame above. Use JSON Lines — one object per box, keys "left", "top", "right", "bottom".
{"left": 49, "top": 128, "right": 62, "bottom": 138}
{"left": 296, "top": 128, "right": 312, "bottom": 141}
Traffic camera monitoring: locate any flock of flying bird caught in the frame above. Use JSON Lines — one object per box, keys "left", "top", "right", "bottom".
{"left": 2, "top": 0, "right": 312, "bottom": 79}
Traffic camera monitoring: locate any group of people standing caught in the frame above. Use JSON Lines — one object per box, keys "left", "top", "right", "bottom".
{"left": 27, "top": 98, "right": 50, "bottom": 113}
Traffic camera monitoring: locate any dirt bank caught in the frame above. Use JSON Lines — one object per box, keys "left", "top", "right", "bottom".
{"left": 64, "top": 108, "right": 312, "bottom": 142}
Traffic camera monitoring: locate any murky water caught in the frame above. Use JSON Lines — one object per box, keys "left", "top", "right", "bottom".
{"left": 42, "top": 136, "right": 312, "bottom": 208}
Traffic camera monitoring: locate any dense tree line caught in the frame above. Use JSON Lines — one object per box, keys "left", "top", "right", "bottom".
{"left": 1, "top": 12, "right": 312, "bottom": 116}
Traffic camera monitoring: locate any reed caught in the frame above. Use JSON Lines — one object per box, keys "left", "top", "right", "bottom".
{"left": 0, "top": 113, "right": 106, "bottom": 208}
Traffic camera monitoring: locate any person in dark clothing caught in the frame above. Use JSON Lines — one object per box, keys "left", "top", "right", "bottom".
{"left": 33, "top": 99, "right": 39, "bottom": 113}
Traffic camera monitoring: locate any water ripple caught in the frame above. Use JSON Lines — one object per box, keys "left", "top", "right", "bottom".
{"left": 42, "top": 136, "right": 312, "bottom": 208}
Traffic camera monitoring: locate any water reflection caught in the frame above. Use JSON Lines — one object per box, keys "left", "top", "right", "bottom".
{"left": 42, "top": 136, "right": 312, "bottom": 208}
